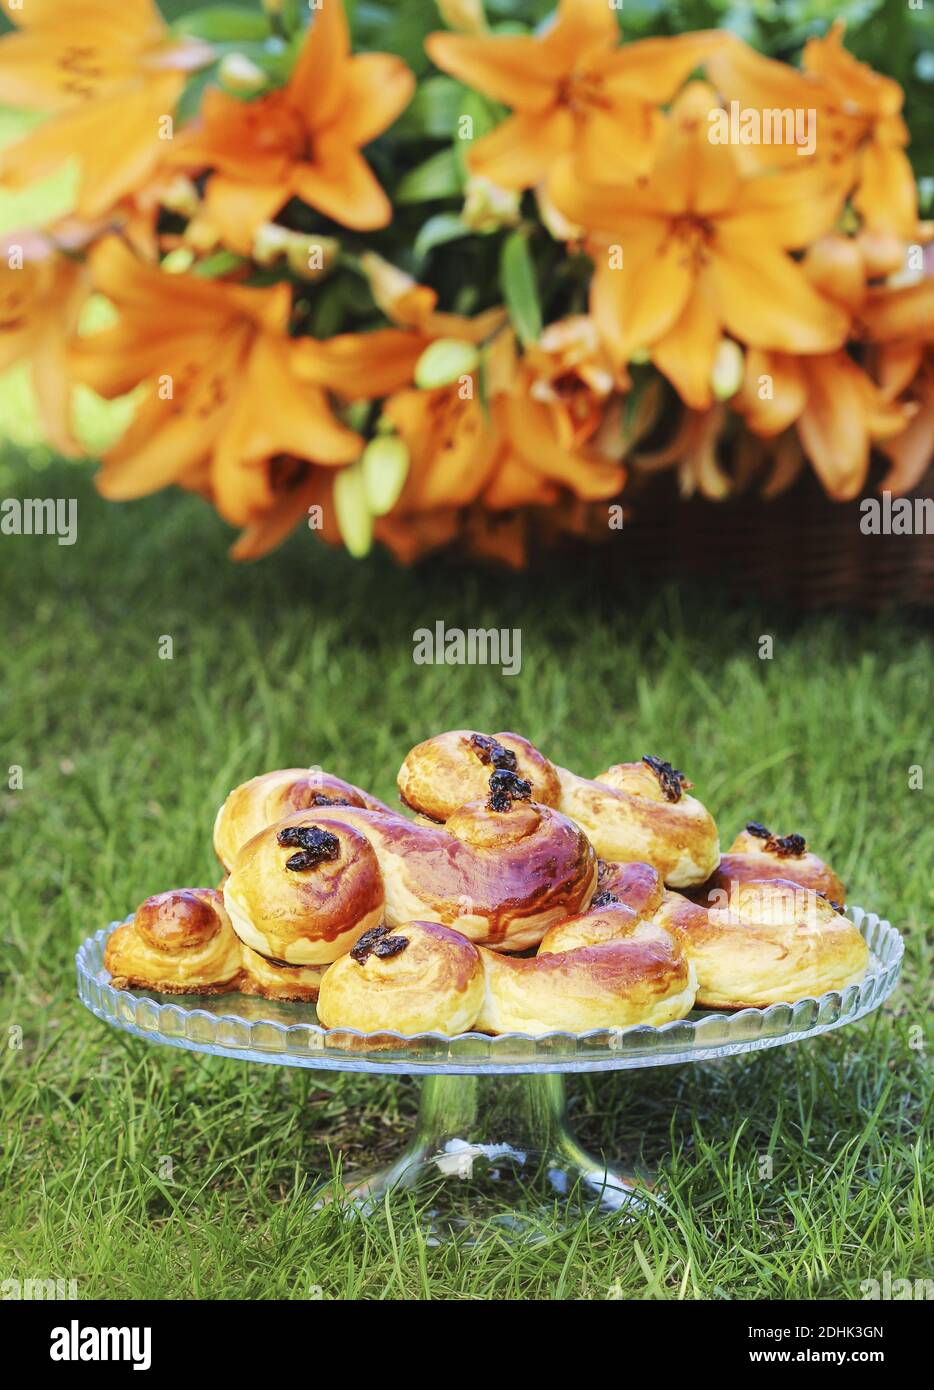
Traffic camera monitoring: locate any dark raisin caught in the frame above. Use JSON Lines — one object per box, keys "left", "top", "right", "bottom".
{"left": 310, "top": 793, "right": 350, "bottom": 806}
{"left": 746, "top": 821, "right": 772, "bottom": 839}
{"left": 372, "top": 935, "right": 409, "bottom": 958}
{"left": 350, "top": 926, "right": 388, "bottom": 962}
{"left": 277, "top": 825, "right": 340, "bottom": 869}
{"left": 591, "top": 890, "right": 621, "bottom": 908}
{"left": 642, "top": 755, "right": 690, "bottom": 802}
{"left": 469, "top": 732, "right": 518, "bottom": 772}
{"left": 487, "top": 767, "right": 532, "bottom": 811}
{"left": 772, "top": 832, "right": 806, "bottom": 857}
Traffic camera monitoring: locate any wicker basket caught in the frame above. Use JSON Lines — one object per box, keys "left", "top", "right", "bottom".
{"left": 597, "top": 462, "right": 934, "bottom": 610}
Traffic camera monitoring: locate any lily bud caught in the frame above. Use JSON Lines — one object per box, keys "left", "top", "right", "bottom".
{"left": 414, "top": 337, "right": 480, "bottom": 389}
{"left": 252, "top": 222, "right": 291, "bottom": 266}
{"left": 359, "top": 251, "right": 418, "bottom": 319}
{"left": 218, "top": 53, "right": 268, "bottom": 97}
{"left": 710, "top": 339, "right": 744, "bottom": 401}
{"left": 333, "top": 463, "right": 373, "bottom": 558}
{"left": 161, "top": 175, "right": 200, "bottom": 221}
{"left": 285, "top": 234, "right": 339, "bottom": 281}
{"left": 362, "top": 435, "right": 410, "bottom": 517}
{"left": 436, "top": 0, "right": 487, "bottom": 33}
{"left": 162, "top": 247, "right": 195, "bottom": 275}
{"left": 462, "top": 174, "right": 521, "bottom": 234}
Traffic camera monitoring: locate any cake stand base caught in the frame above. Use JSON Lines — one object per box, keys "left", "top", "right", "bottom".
{"left": 317, "top": 1073, "right": 649, "bottom": 1233}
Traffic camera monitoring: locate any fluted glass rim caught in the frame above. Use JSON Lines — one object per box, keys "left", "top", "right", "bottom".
{"left": 75, "top": 906, "right": 904, "bottom": 1075}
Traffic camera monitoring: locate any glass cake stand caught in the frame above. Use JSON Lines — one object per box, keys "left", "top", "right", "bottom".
{"left": 76, "top": 907, "right": 903, "bottom": 1228}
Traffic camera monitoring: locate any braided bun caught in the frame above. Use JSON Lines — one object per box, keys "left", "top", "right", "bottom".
{"left": 278, "top": 796, "right": 596, "bottom": 951}
{"left": 658, "top": 880, "right": 868, "bottom": 1009}
{"left": 397, "top": 731, "right": 719, "bottom": 886}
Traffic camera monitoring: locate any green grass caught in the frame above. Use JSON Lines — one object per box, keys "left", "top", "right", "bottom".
{"left": 0, "top": 454, "right": 931, "bottom": 1300}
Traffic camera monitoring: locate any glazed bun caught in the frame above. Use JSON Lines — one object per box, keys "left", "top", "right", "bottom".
{"left": 224, "top": 818, "right": 384, "bottom": 965}
{"left": 287, "top": 789, "right": 596, "bottom": 951}
{"left": 476, "top": 935, "right": 696, "bottom": 1035}
{"left": 662, "top": 879, "right": 868, "bottom": 1009}
{"left": 104, "top": 888, "right": 242, "bottom": 994}
{"left": 214, "top": 768, "right": 393, "bottom": 871}
{"left": 398, "top": 730, "right": 561, "bottom": 821}
{"left": 691, "top": 823, "right": 846, "bottom": 908}
{"left": 397, "top": 732, "right": 719, "bottom": 887}
{"left": 317, "top": 921, "right": 486, "bottom": 1035}
{"left": 557, "top": 758, "right": 719, "bottom": 887}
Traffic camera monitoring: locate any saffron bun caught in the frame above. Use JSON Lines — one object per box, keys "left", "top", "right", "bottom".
{"left": 316, "top": 921, "right": 486, "bottom": 1035}
{"left": 397, "top": 731, "right": 719, "bottom": 886}
{"left": 224, "top": 818, "right": 384, "bottom": 966}
{"left": 658, "top": 880, "right": 868, "bottom": 1009}
{"left": 690, "top": 824, "right": 846, "bottom": 909}
{"left": 398, "top": 730, "right": 561, "bottom": 821}
{"left": 262, "top": 793, "right": 596, "bottom": 952}
{"left": 239, "top": 944, "right": 326, "bottom": 1002}
{"left": 104, "top": 888, "right": 243, "bottom": 994}
{"left": 476, "top": 934, "right": 696, "bottom": 1035}
{"left": 213, "top": 768, "right": 393, "bottom": 872}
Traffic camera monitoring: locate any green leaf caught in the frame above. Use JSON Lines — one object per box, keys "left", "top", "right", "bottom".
{"left": 173, "top": 6, "right": 271, "bottom": 41}
{"left": 193, "top": 250, "right": 247, "bottom": 278}
{"left": 395, "top": 148, "right": 464, "bottom": 204}
{"left": 500, "top": 231, "right": 542, "bottom": 346}
{"left": 413, "top": 213, "right": 470, "bottom": 262}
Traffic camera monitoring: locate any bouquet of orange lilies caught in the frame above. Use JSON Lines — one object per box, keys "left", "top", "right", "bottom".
{"left": 1, "top": 0, "right": 931, "bottom": 565}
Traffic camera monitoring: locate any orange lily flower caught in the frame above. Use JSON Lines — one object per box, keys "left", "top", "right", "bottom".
{"left": 0, "top": 230, "right": 89, "bottom": 456}
{"left": 358, "top": 263, "right": 624, "bottom": 515}
{"left": 426, "top": 0, "right": 715, "bottom": 187}
{"left": 70, "top": 237, "right": 418, "bottom": 526}
{"left": 171, "top": 0, "right": 414, "bottom": 254}
{"left": 707, "top": 23, "right": 918, "bottom": 239}
{"left": 860, "top": 278, "right": 934, "bottom": 494}
{"left": 551, "top": 83, "right": 849, "bottom": 409}
{"left": 0, "top": 0, "right": 210, "bottom": 221}
{"left": 733, "top": 237, "right": 913, "bottom": 499}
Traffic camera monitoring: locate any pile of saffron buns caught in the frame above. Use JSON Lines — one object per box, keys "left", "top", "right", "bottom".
{"left": 104, "top": 731, "right": 869, "bottom": 1036}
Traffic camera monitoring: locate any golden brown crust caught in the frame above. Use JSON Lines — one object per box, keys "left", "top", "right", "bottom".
{"left": 224, "top": 817, "right": 385, "bottom": 965}
{"left": 239, "top": 944, "right": 325, "bottom": 1002}
{"left": 104, "top": 888, "right": 243, "bottom": 994}
{"left": 317, "top": 921, "right": 486, "bottom": 1035}
{"left": 476, "top": 936, "right": 696, "bottom": 1034}
{"left": 278, "top": 800, "right": 596, "bottom": 952}
{"left": 397, "top": 730, "right": 561, "bottom": 823}
{"left": 659, "top": 881, "right": 868, "bottom": 1009}
{"left": 596, "top": 860, "right": 665, "bottom": 916}
{"left": 689, "top": 827, "right": 846, "bottom": 908}
{"left": 213, "top": 768, "right": 394, "bottom": 871}
{"left": 396, "top": 731, "right": 719, "bottom": 887}
{"left": 556, "top": 762, "right": 720, "bottom": 887}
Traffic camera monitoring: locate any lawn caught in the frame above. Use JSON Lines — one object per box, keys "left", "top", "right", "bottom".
{"left": 0, "top": 451, "right": 931, "bottom": 1300}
